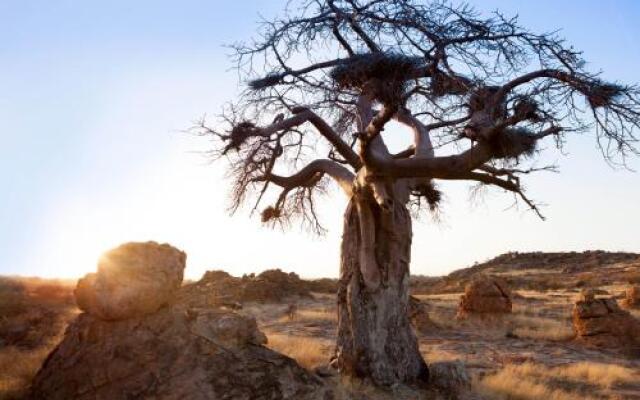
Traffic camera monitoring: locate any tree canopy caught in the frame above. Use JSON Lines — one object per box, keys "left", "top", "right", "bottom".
{"left": 200, "top": 0, "right": 640, "bottom": 231}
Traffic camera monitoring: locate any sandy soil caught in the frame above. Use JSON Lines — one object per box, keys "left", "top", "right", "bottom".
{"left": 253, "top": 289, "right": 640, "bottom": 399}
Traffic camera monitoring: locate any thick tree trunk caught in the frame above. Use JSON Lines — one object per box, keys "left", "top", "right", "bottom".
{"left": 333, "top": 197, "right": 428, "bottom": 386}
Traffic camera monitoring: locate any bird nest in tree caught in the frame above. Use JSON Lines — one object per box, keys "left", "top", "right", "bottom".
{"left": 490, "top": 127, "right": 538, "bottom": 159}
{"left": 330, "top": 53, "right": 420, "bottom": 105}
{"left": 413, "top": 181, "right": 442, "bottom": 211}
{"left": 223, "top": 121, "right": 259, "bottom": 154}
{"left": 468, "top": 86, "right": 501, "bottom": 112}
{"left": 513, "top": 98, "right": 541, "bottom": 122}
{"left": 584, "top": 82, "right": 624, "bottom": 108}
{"left": 261, "top": 206, "right": 281, "bottom": 223}
{"left": 248, "top": 74, "right": 282, "bottom": 91}
{"left": 430, "top": 70, "right": 471, "bottom": 97}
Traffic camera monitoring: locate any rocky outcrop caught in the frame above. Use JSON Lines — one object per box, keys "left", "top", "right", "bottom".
{"left": 409, "top": 296, "right": 437, "bottom": 334}
{"left": 622, "top": 286, "right": 639, "bottom": 308}
{"left": 30, "top": 306, "right": 326, "bottom": 400}
{"left": 32, "top": 243, "right": 327, "bottom": 400}
{"left": 456, "top": 276, "right": 512, "bottom": 318}
{"left": 179, "top": 268, "right": 311, "bottom": 307}
{"left": 74, "top": 242, "right": 185, "bottom": 320}
{"left": 572, "top": 291, "right": 640, "bottom": 354}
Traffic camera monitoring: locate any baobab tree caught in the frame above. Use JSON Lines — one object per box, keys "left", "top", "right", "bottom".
{"left": 201, "top": 0, "right": 640, "bottom": 386}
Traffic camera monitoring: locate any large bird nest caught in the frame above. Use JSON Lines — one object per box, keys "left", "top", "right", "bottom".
{"left": 412, "top": 181, "right": 442, "bottom": 211}
{"left": 330, "top": 53, "right": 420, "bottom": 105}
{"left": 468, "top": 86, "right": 501, "bottom": 112}
{"left": 584, "top": 82, "right": 624, "bottom": 108}
{"left": 223, "top": 121, "right": 260, "bottom": 154}
{"left": 489, "top": 127, "right": 538, "bottom": 159}
{"left": 430, "top": 70, "right": 472, "bottom": 97}
{"left": 261, "top": 206, "right": 281, "bottom": 223}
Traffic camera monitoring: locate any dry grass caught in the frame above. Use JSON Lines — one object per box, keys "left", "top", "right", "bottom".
{"left": 476, "top": 361, "right": 637, "bottom": 400}
{"left": 0, "top": 346, "right": 56, "bottom": 400}
{"left": 477, "top": 373, "right": 591, "bottom": 400}
{"left": 278, "top": 308, "right": 337, "bottom": 323}
{"left": 555, "top": 362, "right": 636, "bottom": 388}
{"left": 419, "top": 344, "right": 461, "bottom": 364}
{"left": 507, "top": 315, "right": 575, "bottom": 342}
{"left": 0, "top": 277, "right": 77, "bottom": 400}
{"left": 266, "top": 334, "right": 331, "bottom": 369}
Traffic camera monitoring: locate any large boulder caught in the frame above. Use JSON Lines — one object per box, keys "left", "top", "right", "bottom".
{"left": 456, "top": 276, "right": 512, "bottom": 318}
{"left": 30, "top": 305, "right": 326, "bottom": 400}
{"left": 32, "top": 243, "right": 328, "bottom": 399}
{"left": 572, "top": 291, "right": 640, "bottom": 354}
{"left": 622, "top": 286, "right": 640, "bottom": 308}
{"left": 74, "top": 242, "right": 185, "bottom": 320}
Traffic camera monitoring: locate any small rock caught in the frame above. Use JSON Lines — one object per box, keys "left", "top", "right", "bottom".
{"left": 572, "top": 294, "right": 640, "bottom": 353}
{"left": 428, "top": 361, "right": 471, "bottom": 395}
{"left": 456, "top": 275, "right": 512, "bottom": 318}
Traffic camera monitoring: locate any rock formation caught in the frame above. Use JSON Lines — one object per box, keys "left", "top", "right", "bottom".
{"left": 572, "top": 290, "right": 640, "bottom": 354}
{"left": 456, "top": 276, "right": 512, "bottom": 318}
{"left": 622, "top": 285, "right": 639, "bottom": 308}
{"left": 74, "top": 242, "right": 185, "bottom": 320}
{"left": 179, "top": 268, "right": 311, "bottom": 307}
{"left": 30, "top": 306, "right": 326, "bottom": 400}
{"left": 31, "top": 243, "right": 328, "bottom": 400}
{"left": 409, "top": 296, "right": 437, "bottom": 334}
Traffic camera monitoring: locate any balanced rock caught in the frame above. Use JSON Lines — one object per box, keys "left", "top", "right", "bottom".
{"left": 30, "top": 305, "right": 326, "bottom": 400}
{"left": 623, "top": 286, "right": 639, "bottom": 308}
{"left": 572, "top": 294, "right": 640, "bottom": 353}
{"left": 456, "top": 276, "right": 512, "bottom": 318}
{"left": 74, "top": 242, "right": 185, "bottom": 320}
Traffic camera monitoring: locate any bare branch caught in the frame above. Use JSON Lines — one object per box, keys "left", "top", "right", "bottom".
{"left": 258, "top": 158, "right": 355, "bottom": 197}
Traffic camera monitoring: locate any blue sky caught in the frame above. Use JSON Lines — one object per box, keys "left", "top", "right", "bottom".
{"left": 1, "top": 1, "right": 639, "bottom": 279}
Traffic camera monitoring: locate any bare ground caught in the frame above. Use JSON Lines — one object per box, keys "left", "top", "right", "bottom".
{"left": 2, "top": 251, "right": 640, "bottom": 399}
{"left": 252, "top": 288, "right": 640, "bottom": 399}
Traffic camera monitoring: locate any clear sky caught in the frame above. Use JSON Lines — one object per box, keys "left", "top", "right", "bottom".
{"left": 1, "top": 1, "right": 639, "bottom": 280}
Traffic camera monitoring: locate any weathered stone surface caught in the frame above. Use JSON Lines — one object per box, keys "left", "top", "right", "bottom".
{"left": 428, "top": 361, "right": 471, "bottom": 396}
{"left": 623, "top": 286, "right": 640, "bottom": 308}
{"left": 33, "top": 243, "right": 327, "bottom": 400}
{"left": 30, "top": 305, "right": 327, "bottom": 400}
{"left": 456, "top": 276, "right": 512, "bottom": 318}
{"left": 409, "top": 296, "right": 437, "bottom": 334}
{"left": 572, "top": 295, "right": 640, "bottom": 354}
{"left": 74, "top": 242, "right": 185, "bottom": 320}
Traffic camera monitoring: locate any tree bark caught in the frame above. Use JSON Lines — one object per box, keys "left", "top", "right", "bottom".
{"left": 333, "top": 195, "right": 429, "bottom": 386}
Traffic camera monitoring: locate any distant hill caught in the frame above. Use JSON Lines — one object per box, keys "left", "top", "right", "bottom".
{"left": 411, "top": 250, "right": 640, "bottom": 294}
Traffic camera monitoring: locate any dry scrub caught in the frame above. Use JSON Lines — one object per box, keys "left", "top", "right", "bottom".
{"left": 476, "top": 362, "right": 637, "bottom": 400}
{"left": 278, "top": 308, "right": 337, "bottom": 323}
{"left": 0, "top": 345, "right": 56, "bottom": 399}
{"left": 0, "top": 277, "right": 77, "bottom": 399}
{"left": 266, "top": 334, "right": 331, "bottom": 369}
{"left": 507, "top": 315, "right": 574, "bottom": 342}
